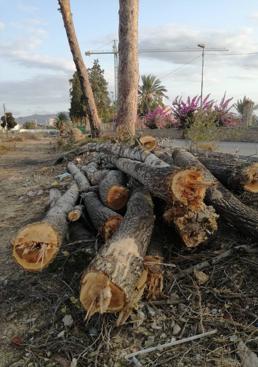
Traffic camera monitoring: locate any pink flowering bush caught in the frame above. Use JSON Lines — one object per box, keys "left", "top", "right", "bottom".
{"left": 144, "top": 106, "right": 178, "bottom": 129}
{"left": 172, "top": 93, "right": 236, "bottom": 128}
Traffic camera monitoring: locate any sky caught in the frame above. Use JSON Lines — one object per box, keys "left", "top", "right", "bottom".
{"left": 1, "top": 0, "right": 258, "bottom": 116}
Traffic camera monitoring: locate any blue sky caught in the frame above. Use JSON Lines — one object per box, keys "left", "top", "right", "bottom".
{"left": 1, "top": 0, "right": 258, "bottom": 116}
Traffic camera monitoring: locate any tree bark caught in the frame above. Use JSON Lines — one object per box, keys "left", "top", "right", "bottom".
{"left": 172, "top": 148, "right": 258, "bottom": 239}
{"left": 48, "top": 188, "right": 62, "bottom": 208}
{"left": 55, "top": 142, "right": 168, "bottom": 167}
{"left": 13, "top": 184, "right": 79, "bottom": 271}
{"left": 67, "top": 161, "right": 90, "bottom": 192}
{"left": 80, "top": 188, "right": 154, "bottom": 323}
{"left": 99, "top": 170, "right": 129, "bottom": 210}
{"left": 81, "top": 161, "right": 109, "bottom": 185}
{"left": 67, "top": 204, "right": 84, "bottom": 222}
{"left": 116, "top": 0, "right": 139, "bottom": 139}
{"left": 58, "top": 0, "right": 101, "bottom": 137}
{"left": 82, "top": 191, "right": 123, "bottom": 241}
{"left": 105, "top": 156, "right": 210, "bottom": 211}
{"left": 194, "top": 150, "right": 258, "bottom": 193}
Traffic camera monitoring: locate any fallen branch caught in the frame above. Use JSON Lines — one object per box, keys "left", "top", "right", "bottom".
{"left": 99, "top": 170, "right": 129, "bottom": 210}
{"left": 67, "top": 204, "right": 83, "bottom": 222}
{"left": 82, "top": 191, "right": 123, "bottom": 240}
{"left": 67, "top": 161, "right": 90, "bottom": 192}
{"left": 13, "top": 184, "right": 79, "bottom": 271}
{"left": 125, "top": 329, "right": 217, "bottom": 359}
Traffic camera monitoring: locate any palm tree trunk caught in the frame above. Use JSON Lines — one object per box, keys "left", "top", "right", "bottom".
{"left": 116, "top": 0, "right": 139, "bottom": 140}
{"left": 58, "top": 0, "right": 101, "bottom": 137}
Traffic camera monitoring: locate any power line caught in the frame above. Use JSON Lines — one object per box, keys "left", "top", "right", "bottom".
{"left": 157, "top": 55, "right": 201, "bottom": 79}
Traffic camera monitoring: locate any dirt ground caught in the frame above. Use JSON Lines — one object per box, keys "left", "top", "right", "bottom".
{"left": 1, "top": 136, "right": 258, "bottom": 367}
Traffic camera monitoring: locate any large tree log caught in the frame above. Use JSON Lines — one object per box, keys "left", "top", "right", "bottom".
{"left": 194, "top": 150, "right": 258, "bottom": 193}
{"left": 81, "top": 161, "right": 109, "bottom": 185}
{"left": 172, "top": 148, "right": 258, "bottom": 238}
{"left": 55, "top": 142, "right": 168, "bottom": 167}
{"left": 58, "top": 0, "right": 101, "bottom": 137}
{"left": 82, "top": 191, "right": 123, "bottom": 240}
{"left": 104, "top": 155, "right": 211, "bottom": 211}
{"left": 80, "top": 189, "right": 154, "bottom": 322}
{"left": 67, "top": 162, "right": 90, "bottom": 192}
{"left": 13, "top": 184, "right": 79, "bottom": 271}
{"left": 99, "top": 170, "right": 129, "bottom": 210}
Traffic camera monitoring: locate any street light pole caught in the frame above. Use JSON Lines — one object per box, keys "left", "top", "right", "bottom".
{"left": 198, "top": 44, "right": 205, "bottom": 105}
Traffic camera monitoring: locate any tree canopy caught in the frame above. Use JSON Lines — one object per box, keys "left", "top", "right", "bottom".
{"left": 138, "top": 74, "right": 168, "bottom": 116}
{"left": 1, "top": 112, "right": 17, "bottom": 130}
{"left": 69, "top": 59, "right": 112, "bottom": 124}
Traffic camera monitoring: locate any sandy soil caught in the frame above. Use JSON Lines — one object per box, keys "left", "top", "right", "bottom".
{"left": 1, "top": 137, "right": 258, "bottom": 367}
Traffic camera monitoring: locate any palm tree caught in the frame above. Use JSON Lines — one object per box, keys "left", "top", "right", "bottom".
{"left": 138, "top": 74, "right": 168, "bottom": 115}
{"left": 235, "top": 97, "right": 258, "bottom": 126}
{"left": 54, "top": 112, "right": 69, "bottom": 130}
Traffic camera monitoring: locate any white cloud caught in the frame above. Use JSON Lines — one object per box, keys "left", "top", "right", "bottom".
{"left": 0, "top": 74, "right": 70, "bottom": 115}
{"left": 250, "top": 11, "right": 258, "bottom": 21}
{"left": 0, "top": 21, "right": 5, "bottom": 31}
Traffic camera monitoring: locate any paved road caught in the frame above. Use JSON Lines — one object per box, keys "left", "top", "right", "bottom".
{"left": 166, "top": 139, "right": 258, "bottom": 156}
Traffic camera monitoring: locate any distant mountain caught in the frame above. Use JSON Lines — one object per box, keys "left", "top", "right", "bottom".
{"left": 16, "top": 112, "right": 69, "bottom": 125}
{"left": 16, "top": 114, "right": 56, "bottom": 125}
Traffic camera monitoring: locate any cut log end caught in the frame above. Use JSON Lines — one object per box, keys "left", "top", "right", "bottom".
{"left": 139, "top": 135, "right": 156, "bottom": 151}
{"left": 144, "top": 255, "right": 164, "bottom": 300}
{"left": 171, "top": 169, "right": 211, "bottom": 210}
{"left": 106, "top": 185, "right": 129, "bottom": 210}
{"left": 243, "top": 163, "right": 258, "bottom": 193}
{"left": 12, "top": 222, "right": 60, "bottom": 271}
{"left": 67, "top": 207, "right": 82, "bottom": 222}
{"left": 101, "top": 215, "right": 123, "bottom": 241}
{"left": 80, "top": 272, "right": 125, "bottom": 318}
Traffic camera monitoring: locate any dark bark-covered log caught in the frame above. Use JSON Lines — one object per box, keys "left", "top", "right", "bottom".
{"left": 194, "top": 150, "right": 258, "bottom": 193}
{"left": 81, "top": 161, "right": 109, "bottom": 185}
{"left": 55, "top": 142, "right": 168, "bottom": 167}
{"left": 80, "top": 188, "right": 154, "bottom": 324}
{"left": 163, "top": 204, "right": 218, "bottom": 248}
{"left": 48, "top": 188, "right": 62, "bottom": 208}
{"left": 67, "top": 204, "right": 83, "bottom": 222}
{"left": 99, "top": 170, "right": 129, "bottom": 210}
{"left": 67, "top": 162, "right": 90, "bottom": 192}
{"left": 13, "top": 184, "right": 79, "bottom": 271}
{"left": 68, "top": 220, "right": 95, "bottom": 246}
{"left": 82, "top": 191, "right": 123, "bottom": 240}
{"left": 104, "top": 155, "right": 210, "bottom": 211}
{"left": 172, "top": 148, "right": 258, "bottom": 239}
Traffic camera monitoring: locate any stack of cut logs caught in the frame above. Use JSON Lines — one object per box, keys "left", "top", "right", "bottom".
{"left": 12, "top": 137, "right": 258, "bottom": 325}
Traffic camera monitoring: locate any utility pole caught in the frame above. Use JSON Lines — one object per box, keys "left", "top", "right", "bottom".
{"left": 86, "top": 40, "right": 119, "bottom": 103}
{"left": 198, "top": 44, "right": 205, "bottom": 105}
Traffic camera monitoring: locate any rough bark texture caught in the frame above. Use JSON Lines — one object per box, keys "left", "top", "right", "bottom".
{"left": 55, "top": 142, "right": 168, "bottom": 167}
{"left": 116, "top": 0, "right": 139, "bottom": 139}
{"left": 58, "top": 0, "right": 101, "bottom": 137}
{"left": 81, "top": 161, "right": 109, "bottom": 185}
{"left": 144, "top": 240, "right": 164, "bottom": 300}
{"left": 194, "top": 150, "right": 258, "bottom": 193}
{"left": 80, "top": 188, "right": 154, "bottom": 323}
{"left": 82, "top": 191, "right": 123, "bottom": 240}
{"left": 68, "top": 220, "right": 95, "bottom": 244}
{"left": 67, "top": 161, "right": 90, "bottom": 192}
{"left": 172, "top": 148, "right": 258, "bottom": 239}
{"left": 13, "top": 184, "right": 79, "bottom": 271}
{"left": 67, "top": 204, "right": 84, "bottom": 222}
{"left": 48, "top": 188, "right": 62, "bottom": 208}
{"left": 99, "top": 170, "right": 129, "bottom": 210}
{"left": 104, "top": 156, "right": 209, "bottom": 210}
